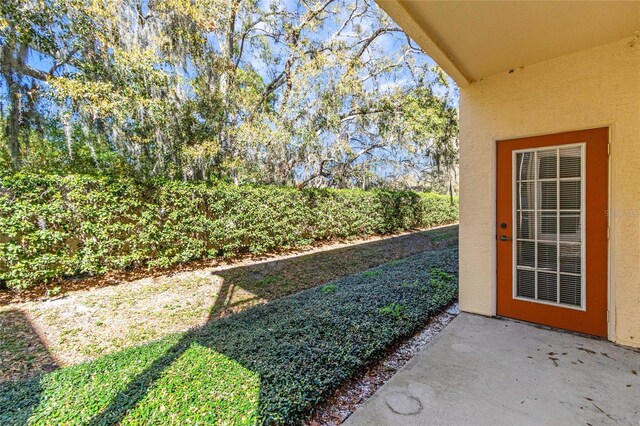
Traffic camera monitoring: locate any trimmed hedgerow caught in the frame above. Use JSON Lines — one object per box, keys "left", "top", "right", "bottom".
{"left": 0, "top": 173, "right": 458, "bottom": 289}
{"left": 0, "top": 247, "right": 458, "bottom": 425}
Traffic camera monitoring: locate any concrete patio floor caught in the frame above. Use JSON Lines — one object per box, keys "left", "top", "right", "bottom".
{"left": 345, "top": 313, "right": 640, "bottom": 426}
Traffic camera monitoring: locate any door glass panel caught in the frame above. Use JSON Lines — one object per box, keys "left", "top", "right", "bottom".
{"left": 517, "top": 269, "right": 536, "bottom": 298}
{"left": 560, "top": 147, "right": 581, "bottom": 178}
{"left": 537, "top": 242, "right": 557, "bottom": 271}
{"left": 537, "top": 150, "right": 557, "bottom": 179}
{"left": 538, "top": 181, "right": 557, "bottom": 209}
{"left": 560, "top": 181, "right": 581, "bottom": 209}
{"left": 517, "top": 182, "right": 535, "bottom": 210}
{"left": 559, "top": 244, "right": 581, "bottom": 274}
{"left": 517, "top": 152, "right": 535, "bottom": 180}
{"left": 517, "top": 241, "right": 535, "bottom": 268}
{"left": 559, "top": 212, "right": 581, "bottom": 242}
{"left": 559, "top": 274, "right": 581, "bottom": 305}
{"left": 517, "top": 211, "right": 535, "bottom": 239}
{"left": 537, "top": 212, "right": 557, "bottom": 241}
{"left": 537, "top": 272, "right": 558, "bottom": 302}
{"left": 514, "top": 145, "right": 584, "bottom": 308}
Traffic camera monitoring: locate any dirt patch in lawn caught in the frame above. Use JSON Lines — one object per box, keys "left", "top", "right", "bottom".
{"left": 0, "top": 225, "right": 457, "bottom": 382}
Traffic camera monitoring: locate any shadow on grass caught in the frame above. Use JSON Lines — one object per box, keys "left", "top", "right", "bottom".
{"left": 1, "top": 227, "right": 459, "bottom": 425}
{"left": 209, "top": 224, "right": 458, "bottom": 317}
{"left": 90, "top": 249, "right": 458, "bottom": 425}
{"left": 0, "top": 309, "right": 58, "bottom": 424}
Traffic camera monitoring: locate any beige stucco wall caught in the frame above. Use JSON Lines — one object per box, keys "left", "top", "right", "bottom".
{"left": 458, "top": 37, "right": 640, "bottom": 347}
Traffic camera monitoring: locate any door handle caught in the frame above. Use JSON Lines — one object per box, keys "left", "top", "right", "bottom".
{"left": 500, "top": 235, "right": 512, "bottom": 241}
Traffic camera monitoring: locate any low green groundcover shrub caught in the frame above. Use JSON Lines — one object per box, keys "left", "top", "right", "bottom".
{"left": 0, "top": 173, "right": 458, "bottom": 289}
{"left": 0, "top": 247, "right": 458, "bottom": 425}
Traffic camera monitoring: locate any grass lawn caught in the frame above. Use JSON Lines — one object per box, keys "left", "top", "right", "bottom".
{"left": 0, "top": 225, "right": 457, "bottom": 379}
{"left": 0, "top": 246, "right": 458, "bottom": 425}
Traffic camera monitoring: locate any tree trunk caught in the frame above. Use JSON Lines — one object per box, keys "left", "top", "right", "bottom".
{"left": 6, "top": 77, "right": 22, "bottom": 169}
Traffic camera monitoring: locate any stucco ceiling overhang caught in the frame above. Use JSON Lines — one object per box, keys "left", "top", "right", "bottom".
{"left": 376, "top": 0, "right": 640, "bottom": 86}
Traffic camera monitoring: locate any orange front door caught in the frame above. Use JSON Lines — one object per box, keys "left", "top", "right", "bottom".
{"left": 496, "top": 128, "right": 608, "bottom": 337}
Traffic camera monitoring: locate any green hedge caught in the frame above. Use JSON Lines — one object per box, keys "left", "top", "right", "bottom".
{"left": 0, "top": 174, "right": 458, "bottom": 289}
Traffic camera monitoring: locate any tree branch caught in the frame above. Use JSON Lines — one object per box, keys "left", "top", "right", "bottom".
{"left": 354, "top": 27, "right": 402, "bottom": 59}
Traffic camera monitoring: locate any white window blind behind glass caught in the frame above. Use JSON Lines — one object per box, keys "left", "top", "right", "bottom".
{"left": 514, "top": 144, "right": 584, "bottom": 308}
